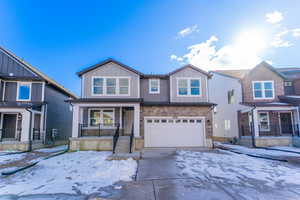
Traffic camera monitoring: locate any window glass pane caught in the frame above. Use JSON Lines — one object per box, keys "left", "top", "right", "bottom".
{"left": 265, "top": 90, "right": 273, "bottom": 98}
{"left": 107, "top": 87, "right": 116, "bottom": 94}
{"left": 119, "top": 78, "right": 129, "bottom": 86}
{"left": 93, "top": 87, "right": 103, "bottom": 94}
{"left": 264, "top": 82, "right": 273, "bottom": 90}
{"left": 120, "top": 87, "right": 129, "bottom": 94}
{"left": 179, "top": 88, "right": 188, "bottom": 95}
{"left": 254, "top": 90, "right": 262, "bottom": 98}
{"left": 19, "top": 85, "right": 30, "bottom": 100}
{"left": 191, "top": 88, "right": 200, "bottom": 95}
{"left": 254, "top": 82, "right": 261, "bottom": 90}
{"left": 103, "top": 110, "right": 113, "bottom": 126}
{"left": 190, "top": 79, "right": 200, "bottom": 87}
{"left": 93, "top": 78, "right": 103, "bottom": 86}
{"left": 106, "top": 78, "right": 116, "bottom": 86}
{"left": 178, "top": 79, "right": 188, "bottom": 87}
{"left": 150, "top": 80, "right": 159, "bottom": 87}
{"left": 151, "top": 87, "right": 158, "bottom": 92}
{"left": 90, "top": 110, "right": 100, "bottom": 126}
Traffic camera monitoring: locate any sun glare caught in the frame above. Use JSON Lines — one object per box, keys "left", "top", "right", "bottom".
{"left": 235, "top": 30, "right": 267, "bottom": 54}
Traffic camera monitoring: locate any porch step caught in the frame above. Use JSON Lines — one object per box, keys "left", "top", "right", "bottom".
{"left": 114, "top": 136, "right": 131, "bottom": 153}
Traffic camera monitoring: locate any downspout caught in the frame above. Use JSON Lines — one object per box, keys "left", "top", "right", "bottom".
{"left": 250, "top": 105, "right": 257, "bottom": 148}
{"left": 25, "top": 108, "right": 33, "bottom": 152}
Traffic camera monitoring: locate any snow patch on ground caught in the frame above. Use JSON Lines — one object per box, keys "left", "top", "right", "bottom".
{"left": 0, "top": 153, "right": 28, "bottom": 165}
{"left": 216, "top": 143, "right": 300, "bottom": 157}
{"left": 0, "top": 151, "right": 137, "bottom": 195}
{"left": 270, "top": 146, "right": 300, "bottom": 153}
{"left": 176, "top": 150, "right": 300, "bottom": 187}
{"left": 35, "top": 145, "right": 68, "bottom": 153}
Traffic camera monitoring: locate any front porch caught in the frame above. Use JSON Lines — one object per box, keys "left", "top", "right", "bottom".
{"left": 0, "top": 105, "right": 46, "bottom": 151}
{"left": 239, "top": 105, "right": 300, "bottom": 147}
{"left": 70, "top": 102, "right": 140, "bottom": 151}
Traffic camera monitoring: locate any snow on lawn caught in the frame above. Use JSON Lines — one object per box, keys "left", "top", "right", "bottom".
{"left": 270, "top": 146, "right": 300, "bottom": 153}
{"left": 0, "top": 151, "right": 137, "bottom": 195}
{"left": 0, "top": 153, "right": 28, "bottom": 165}
{"left": 35, "top": 145, "right": 68, "bottom": 153}
{"left": 216, "top": 143, "right": 300, "bottom": 157}
{"left": 176, "top": 150, "right": 300, "bottom": 187}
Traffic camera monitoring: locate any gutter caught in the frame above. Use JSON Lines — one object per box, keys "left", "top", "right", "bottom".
{"left": 25, "top": 108, "right": 33, "bottom": 152}
{"left": 250, "top": 105, "right": 257, "bottom": 148}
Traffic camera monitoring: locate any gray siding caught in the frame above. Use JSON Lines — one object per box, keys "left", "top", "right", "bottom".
{"left": 3, "top": 81, "right": 43, "bottom": 101}
{"left": 0, "top": 49, "right": 37, "bottom": 77}
{"left": 170, "top": 67, "right": 208, "bottom": 102}
{"left": 44, "top": 85, "right": 72, "bottom": 140}
{"left": 82, "top": 62, "right": 140, "bottom": 98}
{"left": 140, "top": 78, "right": 169, "bottom": 102}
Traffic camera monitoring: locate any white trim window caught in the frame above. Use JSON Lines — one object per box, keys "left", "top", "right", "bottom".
{"left": 177, "top": 78, "right": 201, "bottom": 96}
{"left": 149, "top": 79, "right": 160, "bottom": 94}
{"left": 89, "top": 109, "right": 115, "bottom": 127}
{"left": 92, "top": 77, "right": 130, "bottom": 96}
{"left": 258, "top": 112, "right": 270, "bottom": 131}
{"left": 17, "top": 82, "right": 31, "bottom": 101}
{"left": 252, "top": 81, "right": 274, "bottom": 99}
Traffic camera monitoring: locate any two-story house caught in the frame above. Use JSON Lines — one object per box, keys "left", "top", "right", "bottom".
{"left": 67, "top": 58, "right": 216, "bottom": 152}
{"left": 0, "top": 47, "right": 76, "bottom": 151}
{"left": 217, "top": 61, "right": 300, "bottom": 147}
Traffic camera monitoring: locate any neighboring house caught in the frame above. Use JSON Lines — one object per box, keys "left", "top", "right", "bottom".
{"left": 217, "top": 61, "right": 300, "bottom": 147}
{"left": 67, "top": 58, "right": 216, "bottom": 152}
{"left": 0, "top": 47, "right": 76, "bottom": 151}
{"left": 209, "top": 71, "right": 245, "bottom": 142}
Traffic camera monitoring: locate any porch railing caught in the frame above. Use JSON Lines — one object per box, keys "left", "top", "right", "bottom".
{"left": 112, "top": 124, "right": 120, "bottom": 154}
{"left": 241, "top": 124, "right": 300, "bottom": 137}
{"left": 129, "top": 124, "right": 134, "bottom": 153}
{"left": 0, "top": 128, "right": 22, "bottom": 142}
{"left": 33, "top": 128, "right": 41, "bottom": 140}
{"left": 79, "top": 123, "right": 120, "bottom": 137}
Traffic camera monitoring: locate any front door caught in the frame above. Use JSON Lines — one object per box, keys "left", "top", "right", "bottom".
{"left": 2, "top": 114, "right": 17, "bottom": 139}
{"left": 280, "top": 113, "right": 293, "bottom": 134}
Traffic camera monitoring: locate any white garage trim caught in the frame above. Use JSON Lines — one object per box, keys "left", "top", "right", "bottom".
{"left": 144, "top": 116, "right": 206, "bottom": 147}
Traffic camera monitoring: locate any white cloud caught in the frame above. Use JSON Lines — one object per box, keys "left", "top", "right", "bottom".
{"left": 271, "top": 30, "right": 293, "bottom": 47}
{"left": 265, "top": 11, "right": 283, "bottom": 24}
{"left": 292, "top": 28, "right": 300, "bottom": 37}
{"left": 177, "top": 25, "right": 199, "bottom": 38}
{"left": 171, "top": 35, "right": 263, "bottom": 71}
{"left": 170, "top": 54, "right": 183, "bottom": 62}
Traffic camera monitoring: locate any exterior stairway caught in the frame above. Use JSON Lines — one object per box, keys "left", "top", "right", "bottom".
{"left": 107, "top": 136, "right": 141, "bottom": 160}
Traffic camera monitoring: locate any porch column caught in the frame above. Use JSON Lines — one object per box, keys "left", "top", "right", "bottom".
{"left": 133, "top": 104, "right": 140, "bottom": 137}
{"left": 20, "top": 110, "right": 31, "bottom": 142}
{"left": 252, "top": 109, "right": 259, "bottom": 137}
{"left": 72, "top": 104, "right": 80, "bottom": 138}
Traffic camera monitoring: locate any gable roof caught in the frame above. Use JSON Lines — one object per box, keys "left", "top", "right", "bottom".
{"left": 0, "top": 46, "right": 77, "bottom": 99}
{"left": 77, "top": 58, "right": 143, "bottom": 77}
{"left": 210, "top": 71, "right": 241, "bottom": 80}
{"left": 168, "top": 64, "right": 212, "bottom": 78}
{"left": 250, "top": 61, "right": 287, "bottom": 80}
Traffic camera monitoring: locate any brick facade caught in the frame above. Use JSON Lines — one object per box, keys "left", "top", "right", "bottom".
{"left": 241, "top": 64, "right": 284, "bottom": 102}
{"left": 140, "top": 106, "right": 213, "bottom": 138}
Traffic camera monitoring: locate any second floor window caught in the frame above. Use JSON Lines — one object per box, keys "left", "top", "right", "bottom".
{"left": 149, "top": 79, "right": 160, "bottom": 94}
{"left": 252, "top": 81, "right": 274, "bottom": 99}
{"left": 92, "top": 77, "right": 130, "bottom": 96}
{"left": 177, "top": 78, "right": 201, "bottom": 96}
{"left": 17, "top": 82, "right": 31, "bottom": 101}
{"left": 228, "top": 89, "right": 235, "bottom": 104}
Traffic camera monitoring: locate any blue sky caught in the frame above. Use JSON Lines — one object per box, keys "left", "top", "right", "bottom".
{"left": 1, "top": 0, "right": 300, "bottom": 95}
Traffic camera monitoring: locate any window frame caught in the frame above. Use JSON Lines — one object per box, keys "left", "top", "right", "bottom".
{"left": 88, "top": 108, "right": 115, "bottom": 128}
{"left": 176, "top": 78, "right": 201, "bottom": 97}
{"left": 252, "top": 81, "right": 275, "bottom": 100}
{"left": 284, "top": 81, "right": 292, "bottom": 87}
{"left": 149, "top": 79, "right": 160, "bottom": 94}
{"left": 91, "top": 76, "right": 130, "bottom": 96}
{"left": 258, "top": 112, "right": 270, "bottom": 131}
{"left": 17, "top": 82, "right": 32, "bottom": 101}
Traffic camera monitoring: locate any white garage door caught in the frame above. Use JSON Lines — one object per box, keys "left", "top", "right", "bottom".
{"left": 144, "top": 117, "right": 205, "bottom": 147}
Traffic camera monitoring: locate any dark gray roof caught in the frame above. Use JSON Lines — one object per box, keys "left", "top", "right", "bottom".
{"left": 241, "top": 101, "right": 293, "bottom": 107}
{"left": 77, "top": 58, "right": 143, "bottom": 77}
{"left": 142, "top": 101, "right": 216, "bottom": 107}
{"left": 66, "top": 98, "right": 143, "bottom": 103}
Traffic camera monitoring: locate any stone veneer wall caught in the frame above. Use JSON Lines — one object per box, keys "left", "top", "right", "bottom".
{"left": 140, "top": 106, "right": 213, "bottom": 139}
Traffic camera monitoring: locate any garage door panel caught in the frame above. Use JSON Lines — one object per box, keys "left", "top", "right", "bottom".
{"left": 145, "top": 117, "right": 205, "bottom": 147}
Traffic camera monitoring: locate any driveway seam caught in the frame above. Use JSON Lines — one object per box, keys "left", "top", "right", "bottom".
{"left": 151, "top": 180, "right": 157, "bottom": 200}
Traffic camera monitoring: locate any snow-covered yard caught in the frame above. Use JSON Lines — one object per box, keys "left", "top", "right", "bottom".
{"left": 176, "top": 150, "right": 300, "bottom": 187}
{"left": 0, "top": 151, "right": 137, "bottom": 195}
